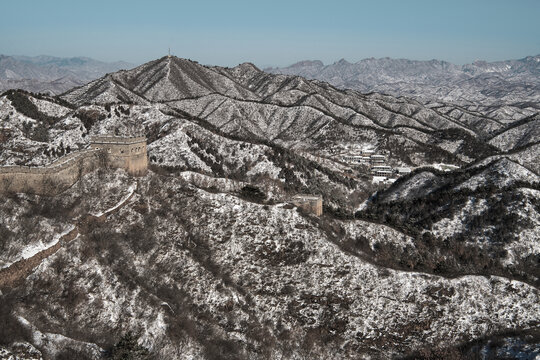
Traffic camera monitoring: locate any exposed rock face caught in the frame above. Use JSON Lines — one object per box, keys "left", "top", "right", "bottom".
{"left": 0, "top": 56, "right": 538, "bottom": 359}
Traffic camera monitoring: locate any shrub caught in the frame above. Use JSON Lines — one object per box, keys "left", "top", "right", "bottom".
{"left": 0, "top": 224, "right": 14, "bottom": 251}
{"left": 108, "top": 333, "right": 152, "bottom": 360}
{"left": 30, "top": 122, "right": 49, "bottom": 142}
{"left": 239, "top": 185, "right": 265, "bottom": 202}
{"left": 75, "top": 109, "right": 106, "bottom": 131}
{"left": 5, "top": 90, "right": 60, "bottom": 125}
{"left": 0, "top": 292, "right": 32, "bottom": 345}
{"left": 125, "top": 224, "right": 154, "bottom": 254}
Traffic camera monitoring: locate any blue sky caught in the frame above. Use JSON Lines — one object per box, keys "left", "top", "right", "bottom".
{"left": 1, "top": 0, "right": 539, "bottom": 67}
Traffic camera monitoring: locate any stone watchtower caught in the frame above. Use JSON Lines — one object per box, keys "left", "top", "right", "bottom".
{"left": 89, "top": 135, "right": 148, "bottom": 176}
{"left": 291, "top": 195, "right": 323, "bottom": 216}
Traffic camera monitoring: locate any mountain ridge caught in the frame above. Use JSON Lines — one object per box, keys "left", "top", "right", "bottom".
{"left": 266, "top": 55, "right": 540, "bottom": 121}
{"left": 0, "top": 54, "right": 135, "bottom": 95}
{"left": 0, "top": 55, "right": 539, "bottom": 359}
{"left": 59, "top": 56, "right": 540, "bottom": 172}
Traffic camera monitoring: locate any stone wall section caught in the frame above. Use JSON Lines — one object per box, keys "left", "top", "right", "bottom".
{"left": 291, "top": 195, "right": 323, "bottom": 216}
{"left": 0, "top": 136, "right": 147, "bottom": 195}
{"left": 0, "top": 150, "right": 101, "bottom": 195}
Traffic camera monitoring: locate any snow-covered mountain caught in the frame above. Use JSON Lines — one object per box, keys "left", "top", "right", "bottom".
{"left": 0, "top": 55, "right": 135, "bottom": 95}
{"left": 357, "top": 157, "right": 539, "bottom": 283}
{"left": 266, "top": 55, "right": 540, "bottom": 121}
{"left": 62, "top": 56, "right": 521, "bottom": 165}
{"left": 0, "top": 56, "right": 538, "bottom": 359}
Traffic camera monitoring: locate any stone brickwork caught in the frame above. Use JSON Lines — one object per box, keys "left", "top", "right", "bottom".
{"left": 0, "top": 136, "right": 148, "bottom": 195}
{"left": 0, "top": 150, "right": 101, "bottom": 195}
{"left": 89, "top": 135, "right": 147, "bottom": 176}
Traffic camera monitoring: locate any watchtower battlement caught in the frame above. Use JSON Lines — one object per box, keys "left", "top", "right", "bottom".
{"left": 89, "top": 135, "right": 147, "bottom": 146}
{"left": 89, "top": 135, "right": 148, "bottom": 176}
{"left": 291, "top": 194, "right": 323, "bottom": 216}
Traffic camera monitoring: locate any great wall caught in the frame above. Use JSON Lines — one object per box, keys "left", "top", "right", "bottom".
{"left": 0, "top": 135, "right": 148, "bottom": 195}
{"left": 0, "top": 181, "right": 138, "bottom": 289}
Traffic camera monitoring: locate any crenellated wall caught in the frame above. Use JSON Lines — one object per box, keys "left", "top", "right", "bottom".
{"left": 89, "top": 135, "right": 148, "bottom": 176}
{"left": 0, "top": 150, "right": 101, "bottom": 195}
{"left": 0, "top": 136, "right": 148, "bottom": 195}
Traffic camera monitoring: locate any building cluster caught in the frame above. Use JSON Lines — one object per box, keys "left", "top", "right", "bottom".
{"left": 341, "top": 149, "right": 411, "bottom": 185}
{"left": 342, "top": 149, "right": 382, "bottom": 165}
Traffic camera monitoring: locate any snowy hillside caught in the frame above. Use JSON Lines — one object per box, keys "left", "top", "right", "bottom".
{"left": 266, "top": 55, "right": 540, "bottom": 122}
{"left": 357, "top": 157, "right": 540, "bottom": 287}
{"left": 60, "top": 55, "right": 532, "bottom": 170}
{"left": 2, "top": 170, "right": 539, "bottom": 359}
{"left": 0, "top": 56, "right": 539, "bottom": 359}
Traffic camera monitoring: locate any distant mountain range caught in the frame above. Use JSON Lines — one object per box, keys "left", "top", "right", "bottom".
{"left": 0, "top": 55, "right": 135, "bottom": 95}
{"left": 1, "top": 55, "right": 539, "bottom": 359}
{"left": 266, "top": 55, "right": 540, "bottom": 120}
{"left": 3, "top": 54, "right": 539, "bottom": 121}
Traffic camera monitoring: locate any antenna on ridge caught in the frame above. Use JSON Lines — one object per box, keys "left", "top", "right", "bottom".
{"left": 168, "top": 48, "right": 171, "bottom": 58}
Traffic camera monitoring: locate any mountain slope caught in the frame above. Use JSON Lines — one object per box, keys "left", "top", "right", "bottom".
{"left": 1, "top": 57, "right": 539, "bottom": 359}
{"left": 266, "top": 55, "right": 540, "bottom": 121}
{"left": 1, "top": 168, "right": 538, "bottom": 359}
{"left": 356, "top": 157, "right": 540, "bottom": 285}
{"left": 62, "top": 56, "right": 510, "bottom": 168}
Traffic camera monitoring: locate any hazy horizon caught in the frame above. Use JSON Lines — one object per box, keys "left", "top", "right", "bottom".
{"left": 1, "top": 0, "right": 539, "bottom": 68}
{"left": 3, "top": 52, "right": 540, "bottom": 71}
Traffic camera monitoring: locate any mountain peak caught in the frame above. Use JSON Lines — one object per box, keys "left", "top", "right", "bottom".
{"left": 235, "top": 62, "right": 261, "bottom": 72}
{"left": 62, "top": 55, "right": 260, "bottom": 104}
{"left": 336, "top": 58, "right": 350, "bottom": 66}
{"left": 289, "top": 60, "right": 324, "bottom": 68}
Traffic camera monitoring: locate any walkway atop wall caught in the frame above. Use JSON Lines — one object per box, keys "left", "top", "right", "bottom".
{"left": 89, "top": 135, "right": 147, "bottom": 145}
{"left": 0, "top": 135, "right": 148, "bottom": 194}
{"left": 0, "top": 149, "right": 100, "bottom": 175}
{"left": 0, "top": 135, "right": 147, "bottom": 175}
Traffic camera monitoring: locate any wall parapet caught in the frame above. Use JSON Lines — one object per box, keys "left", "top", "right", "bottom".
{"left": 0, "top": 150, "right": 99, "bottom": 175}
{"left": 0, "top": 135, "right": 148, "bottom": 195}
{"left": 89, "top": 135, "right": 147, "bottom": 177}
{"left": 89, "top": 135, "right": 147, "bottom": 145}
